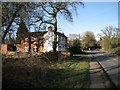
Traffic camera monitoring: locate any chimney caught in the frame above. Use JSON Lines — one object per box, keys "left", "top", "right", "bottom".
{"left": 48, "top": 26, "right": 52, "bottom": 31}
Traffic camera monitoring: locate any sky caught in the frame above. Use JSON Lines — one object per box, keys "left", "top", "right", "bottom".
{"left": 57, "top": 2, "right": 118, "bottom": 40}
{"left": 3, "top": 1, "right": 118, "bottom": 40}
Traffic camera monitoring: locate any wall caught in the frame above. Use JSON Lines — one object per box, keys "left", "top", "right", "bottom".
{"left": 44, "top": 31, "right": 54, "bottom": 52}
{"left": 1, "top": 44, "right": 7, "bottom": 54}
{"left": 17, "top": 36, "right": 44, "bottom": 52}
{"left": 44, "top": 31, "right": 68, "bottom": 52}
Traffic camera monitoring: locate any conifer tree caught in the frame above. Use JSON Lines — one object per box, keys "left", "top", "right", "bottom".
{"left": 16, "top": 18, "right": 28, "bottom": 43}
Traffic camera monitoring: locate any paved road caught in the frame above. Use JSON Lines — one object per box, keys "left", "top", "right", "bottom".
{"left": 99, "top": 54, "right": 119, "bottom": 87}
{"left": 87, "top": 51, "right": 119, "bottom": 88}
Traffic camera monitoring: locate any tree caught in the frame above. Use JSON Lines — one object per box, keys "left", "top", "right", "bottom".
{"left": 34, "top": 2, "right": 84, "bottom": 52}
{"left": 2, "top": 2, "right": 36, "bottom": 43}
{"left": 16, "top": 18, "right": 29, "bottom": 43}
{"left": 2, "top": 3, "right": 23, "bottom": 43}
{"left": 68, "top": 39, "right": 81, "bottom": 54}
{"left": 81, "top": 31, "right": 97, "bottom": 50}
{"left": 101, "top": 26, "right": 116, "bottom": 38}
{"left": 98, "top": 26, "right": 120, "bottom": 52}
{"left": 2, "top": 2, "right": 84, "bottom": 52}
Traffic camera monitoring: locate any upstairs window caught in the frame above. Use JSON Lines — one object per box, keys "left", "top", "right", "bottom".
{"left": 25, "top": 38, "right": 28, "bottom": 42}
{"left": 24, "top": 47, "right": 29, "bottom": 52}
{"left": 34, "top": 37, "right": 37, "bottom": 42}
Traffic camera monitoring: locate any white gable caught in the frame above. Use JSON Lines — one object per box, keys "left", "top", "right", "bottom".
{"left": 43, "top": 31, "right": 67, "bottom": 52}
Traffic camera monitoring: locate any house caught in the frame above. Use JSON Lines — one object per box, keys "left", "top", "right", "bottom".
{"left": 1, "top": 26, "right": 68, "bottom": 54}
{"left": 67, "top": 33, "right": 81, "bottom": 40}
{"left": 44, "top": 26, "right": 67, "bottom": 52}
{"left": 16, "top": 26, "right": 67, "bottom": 52}
{"left": 1, "top": 44, "right": 7, "bottom": 54}
{"left": 16, "top": 31, "right": 47, "bottom": 52}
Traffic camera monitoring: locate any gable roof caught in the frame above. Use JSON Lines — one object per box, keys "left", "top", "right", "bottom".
{"left": 57, "top": 32, "right": 67, "bottom": 39}
{"left": 24, "top": 31, "right": 67, "bottom": 39}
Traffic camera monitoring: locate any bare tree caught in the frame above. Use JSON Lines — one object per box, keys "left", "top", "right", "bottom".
{"left": 2, "top": 2, "right": 84, "bottom": 52}
{"left": 2, "top": 3, "right": 23, "bottom": 43}
{"left": 100, "top": 26, "right": 120, "bottom": 38}
{"left": 2, "top": 2, "right": 37, "bottom": 43}
{"left": 34, "top": 2, "right": 84, "bottom": 52}
{"left": 99, "top": 26, "right": 120, "bottom": 51}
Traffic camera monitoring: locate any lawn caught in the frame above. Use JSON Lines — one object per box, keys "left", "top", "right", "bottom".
{"left": 73, "top": 54, "right": 88, "bottom": 57}
{"left": 3, "top": 54, "right": 90, "bottom": 88}
{"left": 48, "top": 61, "right": 90, "bottom": 88}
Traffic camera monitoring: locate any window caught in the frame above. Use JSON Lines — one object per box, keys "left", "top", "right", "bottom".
{"left": 34, "top": 37, "right": 37, "bottom": 41}
{"left": 41, "top": 36, "right": 44, "bottom": 40}
{"left": 33, "top": 46, "right": 37, "bottom": 52}
{"left": 59, "top": 45, "right": 61, "bottom": 48}
{"left": 24, "top": 42, "right": 27, "bottom": 44}
{"left": 25, "top": 38, "right": 28, "bottom": 42}
{"left": 24, "top": 47, "right": 29, "bottom": 52}
{"left": 34, "top": 41, "right": 37, "bottom": 44}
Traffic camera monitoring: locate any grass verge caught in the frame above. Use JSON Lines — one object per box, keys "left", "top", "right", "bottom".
{"left": 3, "top": 54, "right": 90, "bottom": 88}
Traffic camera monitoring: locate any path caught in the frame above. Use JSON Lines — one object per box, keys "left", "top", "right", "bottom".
{"left": 89, "top": 61, "right": 104, "bottom": 88}
{"left": 88, "top": 51, "right": 119, "bottom": 88}
{"left": 0, "top": 55, "right": 2, "bottom": 89}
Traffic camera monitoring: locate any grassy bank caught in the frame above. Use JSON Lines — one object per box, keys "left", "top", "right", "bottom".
{"left": 3, "top": 54, "right": 89, "bottom": 88}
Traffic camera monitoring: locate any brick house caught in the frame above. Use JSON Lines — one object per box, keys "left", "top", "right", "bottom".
{"left": 1, "top": 27, "right": 68, "bottom": 53}
{"left": 1, "top": 44, "right": 7, "bottom": 54}
{"left": 16, "top": 26, "right": 68, "bottom": 52}
{"left": 16, "top": 31, "right": 47, "bottom": 52}
{"left": 1, "top": 44, "right": 17, "bottom": 54}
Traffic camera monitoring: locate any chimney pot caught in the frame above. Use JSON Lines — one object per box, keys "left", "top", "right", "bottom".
{"left": 48, "top": 26, "right": 52, "bottom": 31}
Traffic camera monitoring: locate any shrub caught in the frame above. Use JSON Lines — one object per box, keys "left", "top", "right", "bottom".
{"left": 40, "top": 51, "right": 71, "bottom": 61}
{"left": 40, "top": 51, "right": 60, "bottom": 61}
{"left": 68, "top": 46, "right": 81, "bottom": 54}
{"left": 110, "top": 47, "right": 120, "bottom": 54}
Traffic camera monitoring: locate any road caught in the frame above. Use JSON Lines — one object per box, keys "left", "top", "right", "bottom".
{"left": 99, "top": 54, "right": 119, "bottom": 87}
{"left": 87, "top": 51, "right": 119, "bottom": 88}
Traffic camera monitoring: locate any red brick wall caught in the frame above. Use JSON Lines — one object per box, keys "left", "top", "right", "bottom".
{"left": 1, "top": 44, "right": 7, "bottom": 54}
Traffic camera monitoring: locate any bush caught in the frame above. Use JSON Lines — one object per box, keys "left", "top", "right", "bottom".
{"left": 40, "top": 51, "right": 60, "bottom": 61}
{"left": 110, "top": 47, "right": 120, "bottom": 54}
{"left": 68, "top": 46, "right": 81, "bottom": 54}
{"left": 40, "top": 51, "right": 71, "bottom": 61}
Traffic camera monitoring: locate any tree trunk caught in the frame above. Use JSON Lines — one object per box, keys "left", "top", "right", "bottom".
{"left": 29, "top": 36, "right": 31, "bottom": 52}
{"left": 53, "top": 16, "right": 57, "bottom": 52}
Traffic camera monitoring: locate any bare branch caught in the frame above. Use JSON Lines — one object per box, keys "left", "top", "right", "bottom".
{"left": 2, "top": 4, "right": 23, "bottom": 43}
{"left": 41, "top": 5, "right": 54, "bottom": 16}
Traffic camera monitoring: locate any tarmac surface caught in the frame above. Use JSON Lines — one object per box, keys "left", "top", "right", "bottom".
{"left": 89, "top": 61, "right": 104, "bottom": 88}
{"left": 88, "top": 51, "right": 119, "bottom": 88}
{"left": 99, "top": 54, "right": 119, "bottom": 87}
